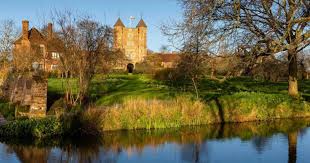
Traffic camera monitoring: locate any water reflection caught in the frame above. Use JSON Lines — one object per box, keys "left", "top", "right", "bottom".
{"left": 1, "top": 119, "right": 310, "bottom": 163}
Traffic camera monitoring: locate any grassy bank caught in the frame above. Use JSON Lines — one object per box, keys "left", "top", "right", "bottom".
{"left": 2, "top": 119, "right": 310, "bottom": 151}
{"left": 1, "top": 74, "right": 309, "bottom": 138}
{"left": 46, "top": 74, "right": 310, "bottom": 131}
{"left": 95, "top": 93, "right": 310, "bottom": 131}
{"left": 1, "top": 93, "right": 310, "bottom": 137}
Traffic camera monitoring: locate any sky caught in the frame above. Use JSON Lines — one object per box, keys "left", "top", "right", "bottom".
{"left": 0, "top": 0, "right": 182, "bottom": 52}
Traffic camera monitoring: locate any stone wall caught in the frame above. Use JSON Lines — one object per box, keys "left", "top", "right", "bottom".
{"left": 3, "top": 73, "right": 47, "bottom": 117}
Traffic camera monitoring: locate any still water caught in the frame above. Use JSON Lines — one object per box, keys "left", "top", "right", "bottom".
{"left": 1, "top": 119, "right": 310, "bottom": 163}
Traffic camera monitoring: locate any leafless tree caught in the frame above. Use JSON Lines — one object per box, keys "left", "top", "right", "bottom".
{"left": 171, "top": 0, "right": 309, "bottom": 97}
{"left": 51, "top": 10, "right": 114, "bottom": 106}
{"left": 0, "top": 19, "right": 18, "bottom": 88}
{"left": 13, "top": 45, "right": 43, "bottom": 73}
{"left": 162, "top": 2, "right": 212, "bottom": 98}
{"left": 0, "top": 19, "right": 18, "bottom": 65}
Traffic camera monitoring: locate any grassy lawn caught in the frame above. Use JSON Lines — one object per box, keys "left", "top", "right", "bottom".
{"left": 91, "top": 74, "right": 178, "bottom": 105}
{"left": 48, "top": 74, "right": 182, "bottom": 106}
{"left": 47, "top": 74, "right": 310, "bottom": 107}
{"left": 199, "top": 77, "right": 310, "bottom": 101}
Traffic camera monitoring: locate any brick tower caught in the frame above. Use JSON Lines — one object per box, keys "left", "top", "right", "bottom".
{"left": 113, "top": 18, "right": 147, "bottom": 64}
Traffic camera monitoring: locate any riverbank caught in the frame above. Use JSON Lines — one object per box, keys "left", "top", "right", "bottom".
{"left": 0, "top": 74, "right": 310, "bottom": 137}
{"left": 1, "top": 119, "right": 310, "bottom": 163}
{"left": 0, "top": 92, "right": 310, "bottom": 138}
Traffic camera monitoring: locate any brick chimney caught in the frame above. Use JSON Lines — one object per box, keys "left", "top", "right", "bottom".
{"left": 47, "top": 23, "right": 53, "bottom": 39}
{"left": 22, "top": 20, "right": 29, "bottom": 40}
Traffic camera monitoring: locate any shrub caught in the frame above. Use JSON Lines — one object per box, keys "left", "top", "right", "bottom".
{"left": 0, "top": 100, "right": 15, "bottom": 120}
{"left": 0, "top": 117, "right": 63, "bottom": 138}
{"left": 47, "top": 98, "right": 67, "bottom": 116}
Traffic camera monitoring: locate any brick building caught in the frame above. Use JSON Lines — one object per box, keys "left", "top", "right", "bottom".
{"left": 113, "top": 18, "right": 147, "bottom": 66}
{"left": 13, "top": 20, "right": 61, "bottom": 72}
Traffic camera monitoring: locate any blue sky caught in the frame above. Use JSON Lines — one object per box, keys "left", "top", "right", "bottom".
{"left": 0, "top": 0, "right": 182, "bottom": 52}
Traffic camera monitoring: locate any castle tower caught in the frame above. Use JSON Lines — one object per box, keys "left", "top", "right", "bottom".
{"left": 113, "top": 18, "right": 147, "bottom": 65}
{"left": 113, "top": 18, "right": 125, "bottom": 49}
{"left": 137, "top": 19, "right": 147, "bottom": 63}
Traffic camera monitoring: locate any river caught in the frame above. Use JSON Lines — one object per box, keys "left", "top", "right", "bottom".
{"left": 0, "top": 119, "right": 310, "bottom": 163}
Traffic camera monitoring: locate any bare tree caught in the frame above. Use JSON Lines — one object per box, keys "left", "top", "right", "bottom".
{"left": 0, "top": 19, "right": 18, "bottom": 88}
{"left": 173, "top": 0, "right": 309, "bottom": 97}
{"left": 0, "top": 19, "right": 18, "bottom": 64}
{"left": 13, "top": 45, "right": 43, "bottom": 73}
{"left": 51, "top": 10, "right": 114, "bottom": 106}
{"left": 162, "top": 2, "right": 212, "bottom": 98}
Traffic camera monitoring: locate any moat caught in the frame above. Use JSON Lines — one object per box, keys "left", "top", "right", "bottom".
{"left": 0, "top": 119, "right": 310, "bottom": 163}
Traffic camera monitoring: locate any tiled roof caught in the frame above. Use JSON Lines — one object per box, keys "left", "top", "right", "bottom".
{"left": 114, "top": 18, "right": 125, "bottom": 27}
{"left": 136, "top": 19, "right": 147, "bottom": 28}
{"left": 14, "top": 28, "right": 46, "bottom": 44}
{"left": 158, "top": 53, "right": 181, "bottom": 62}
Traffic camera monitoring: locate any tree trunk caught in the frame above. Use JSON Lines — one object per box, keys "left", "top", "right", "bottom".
{"left": 288, "top": 50, "right": 298, "bottom": 97}
{"left": 191, "top": 77, "right": 199, "bottom": 99}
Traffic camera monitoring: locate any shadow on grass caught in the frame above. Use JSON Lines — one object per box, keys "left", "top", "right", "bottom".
{"left": 47, "top": 75, "right": 310, "bottom": 108}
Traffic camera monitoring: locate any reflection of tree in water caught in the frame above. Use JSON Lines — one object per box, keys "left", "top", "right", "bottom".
{"left": 180, "top": 142, "right": 209, "bottom": 163}
{"left": 8, "top": 146, "right": 50, "bottom": 163}
{"left": 52, "top": 140, "right": 123, "bottom": 163}
{"left": 288, "top": 132, "right": 298, "bottom": 163}
{"left": 298, "top": 127, "right": 307, "bottom": 138}
{"left": 5, "top": 138, "right": 122, "bottom": 163}
{"left": 2, "top": 119, "right": 310, "bottom": 163}
{"left": 251, "top": 136, "right": 270, "bottom": 154}
{"left": 181, "top": 143, "right": 201, "bottom": 163}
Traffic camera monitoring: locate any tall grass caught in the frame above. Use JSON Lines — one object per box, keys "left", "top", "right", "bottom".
{"left": 99, "top": 96, "right": 207, "bottom": 131}
{"left": 87, "top": 93, "right": 310, "bottom": 131}
{"left": 1, "top": 92, "right": 310, "bottom": 138}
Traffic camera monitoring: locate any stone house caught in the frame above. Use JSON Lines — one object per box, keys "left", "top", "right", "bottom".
{"left": 157, "top": 53, "right": 181, "bottom": 68}
{"left": 13, "top": 20, "right": 62, "bottom": 72}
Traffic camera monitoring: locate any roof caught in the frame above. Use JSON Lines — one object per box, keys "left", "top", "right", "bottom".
{"left": 114, "top": 18, "right": 125, "bottom": 27}
{"left": 136, "top": 19, "right": 147, "bottom": 28}
{"left": 14, "top": 28, "right": 46, "bottom": 44}
{"left": 14, "top": 27, "right": 64, "bottom": 52}
{"left": 158, "top": 53, "right": 181, "bottom": 62}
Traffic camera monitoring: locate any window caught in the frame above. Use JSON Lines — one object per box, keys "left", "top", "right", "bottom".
{"left": 51, "top": 52, "right": 60, "bottom": 59}
{"left": 39, "top": 45, "right": 45, "bottom": 55}
{"left": 38, "top": 64, "right": 43, "bottom": 70}
{"left": 51, "top": 64, "right": 58, "bottom": 70}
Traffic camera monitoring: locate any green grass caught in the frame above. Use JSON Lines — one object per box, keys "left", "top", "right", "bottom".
{"left": 199, "top": 76, "right": 310, "bottom": 101}
{"left": 92, "top": 74, "right": 177, "bottom": 105}
{"left": 1, "top": 74, "right": 310, "bottom": 136}
{"left": 48, "top": 74, "right": 180, "bottom": 106}
{"left": 44, "top": 74, "right": 310, "bottom": 131}
{"left": 89, "top": 93, "right": 310, "bottom": 131}
{"left": 47, "top": 74, "right": 310, "bottom": 107}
